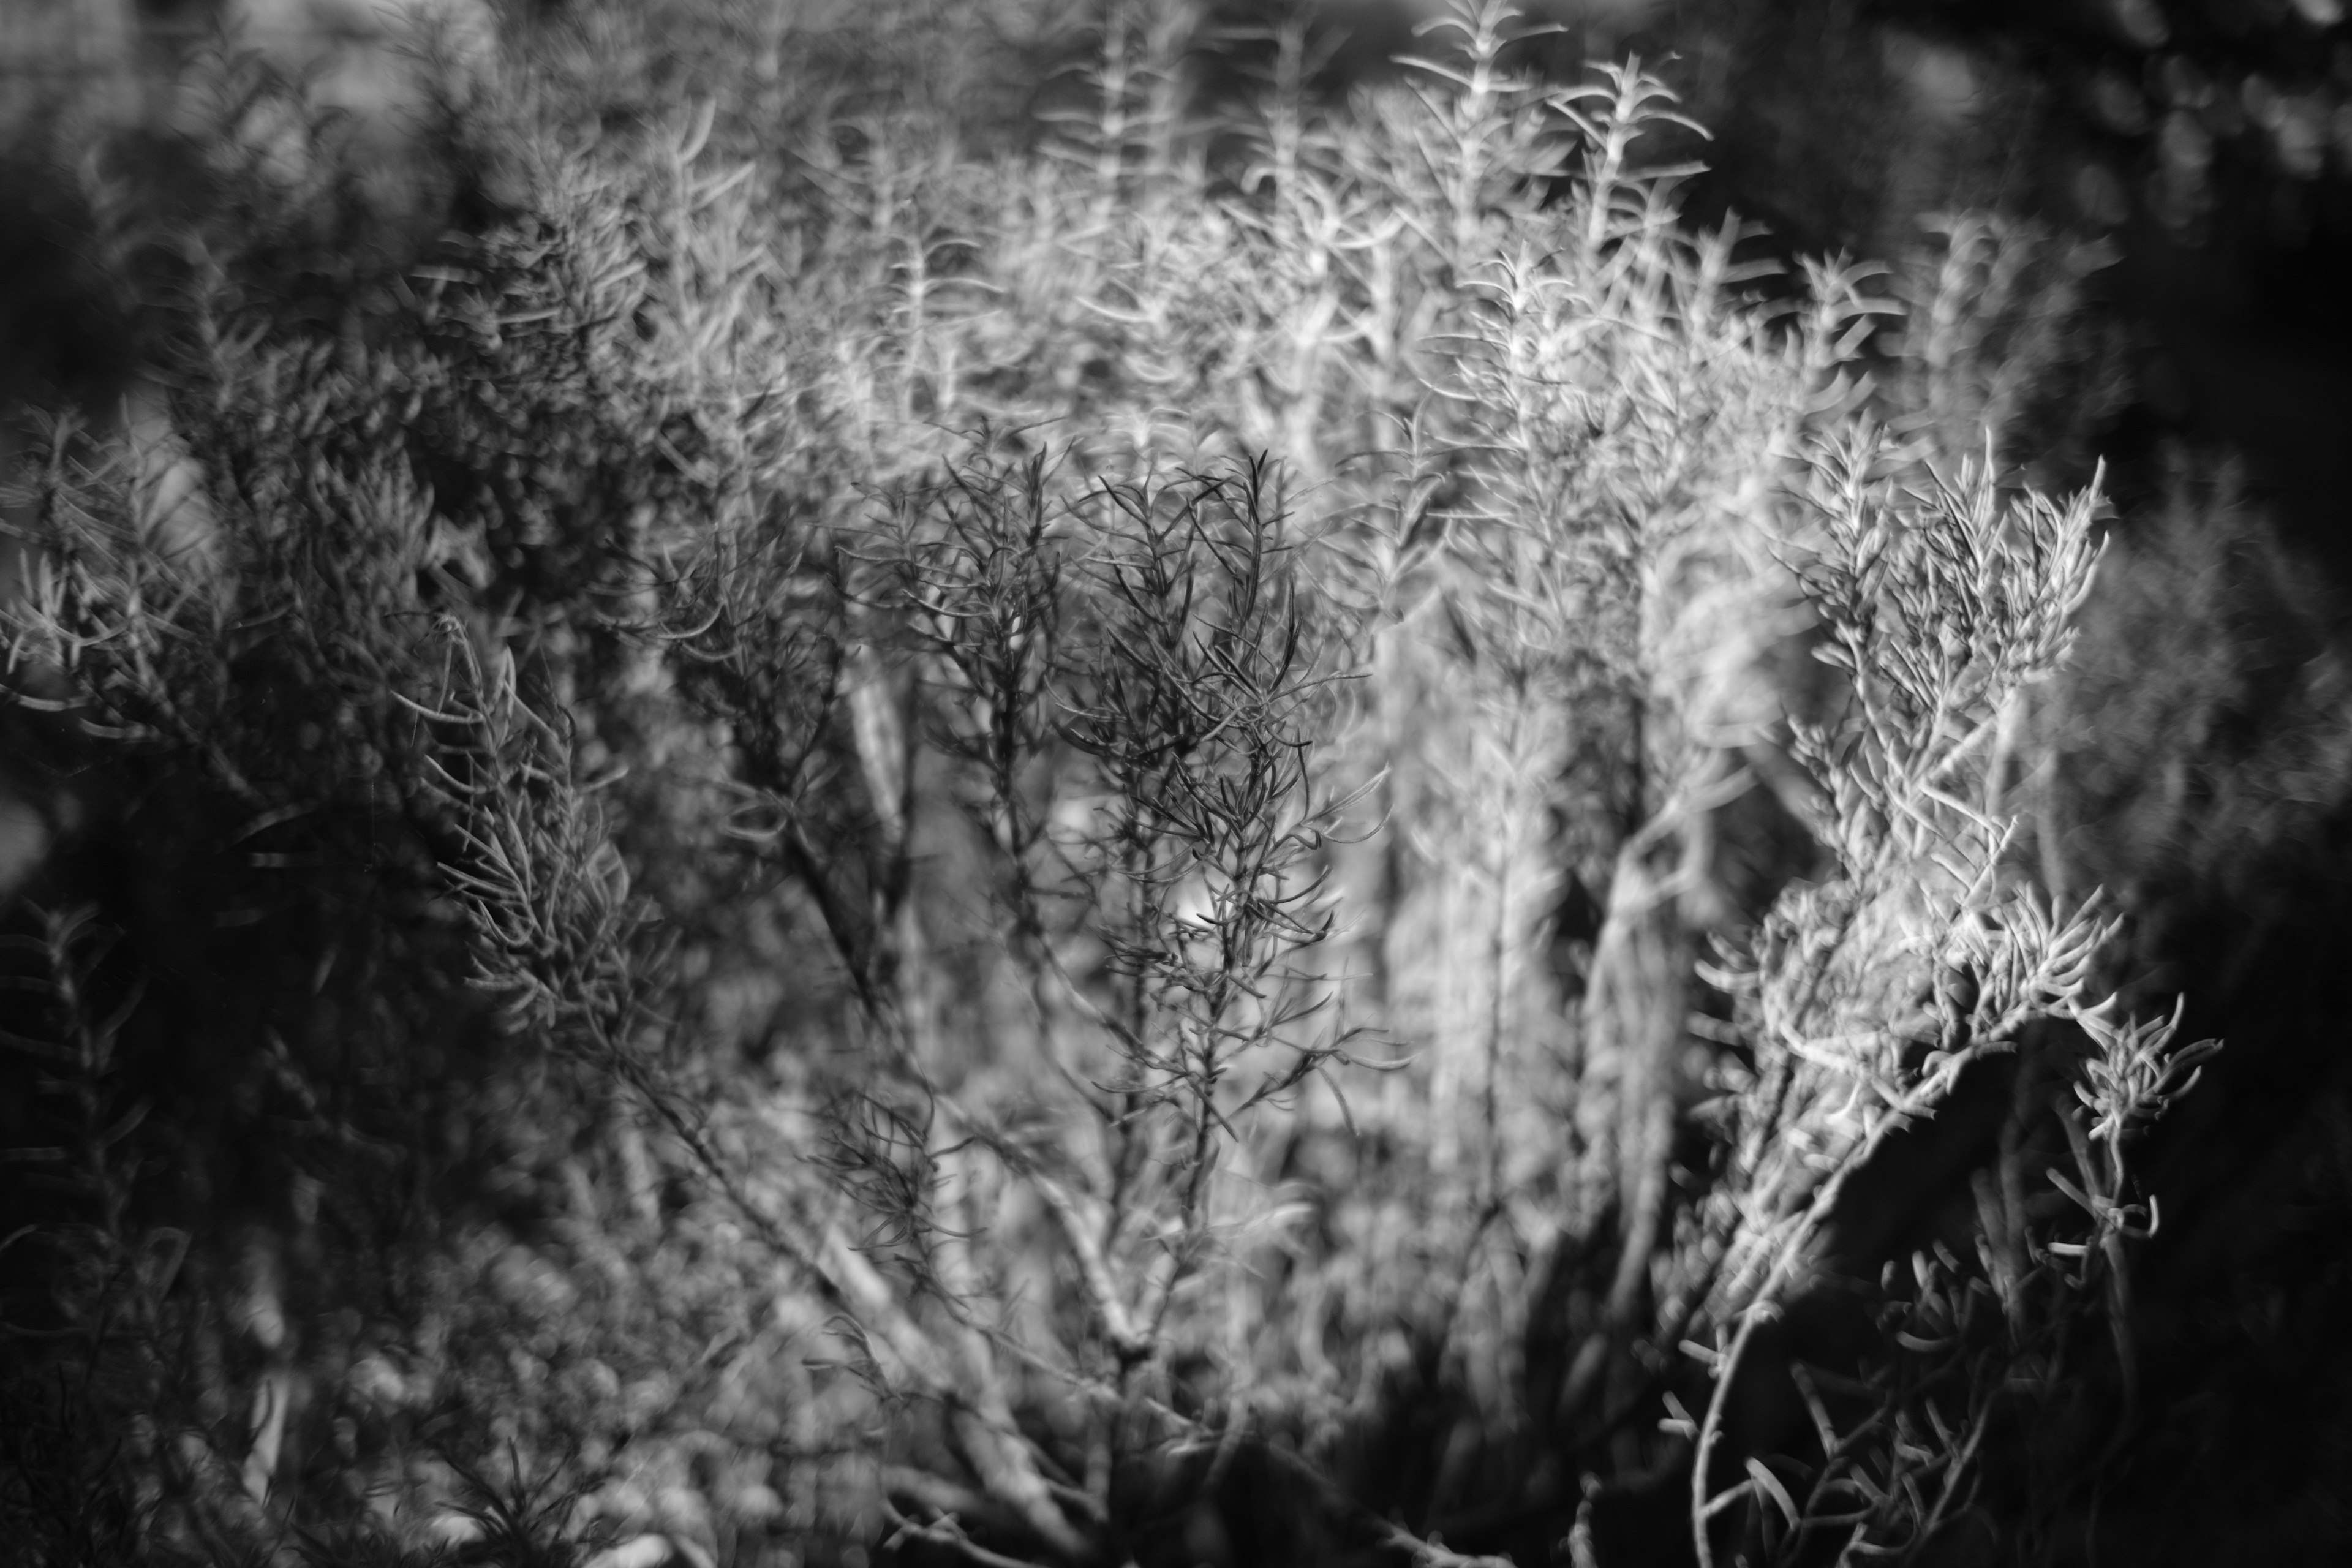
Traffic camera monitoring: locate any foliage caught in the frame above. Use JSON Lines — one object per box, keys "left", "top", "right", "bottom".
{"left": 0, "top": 2, "right": 2304, "bottom": 1566}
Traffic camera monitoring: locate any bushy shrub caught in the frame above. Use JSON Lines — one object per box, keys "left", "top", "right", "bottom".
{"left": 0, "top": 3, "right": 2312, "bottom": 1566}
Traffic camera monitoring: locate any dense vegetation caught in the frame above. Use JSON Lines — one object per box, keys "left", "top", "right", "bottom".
{"left": 4, "top": 2, "right": 2348, "bottom": 1565}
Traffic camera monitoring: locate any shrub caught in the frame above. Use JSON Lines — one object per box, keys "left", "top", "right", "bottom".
{"left": 0, "top": 2, "right": 2300, "bottom": 1566}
